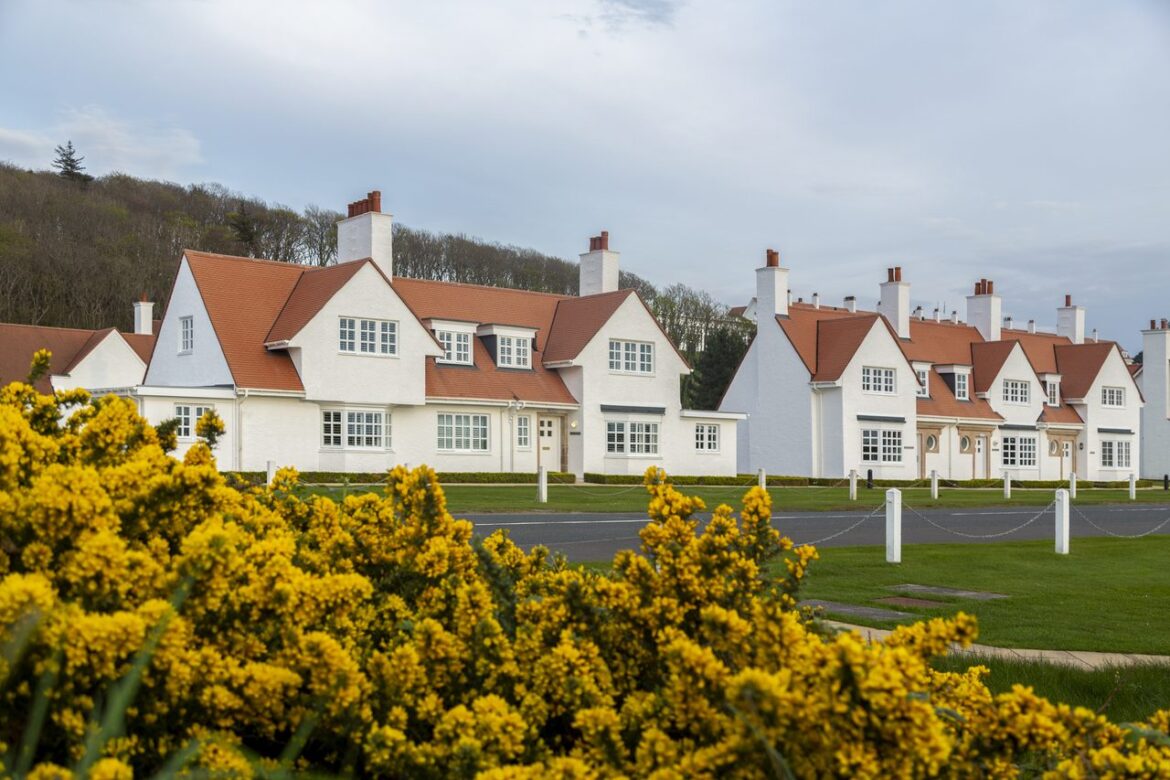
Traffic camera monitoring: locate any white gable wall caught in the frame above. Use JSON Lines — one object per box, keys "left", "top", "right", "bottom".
{"left": 838, "top": 322, "right": 918, "bottom": 479}
{"left": 1141, "top": 330, "right": 1170, "bottom": 479}
{"left": 288, "top": 263, "right": 438, "bottom": 405}
{"left": 719, "top": 337, "right": 758, "bottom": 473}
{"left": 53, "top": 332, "right": 145, "bottom": 392}
{"left": 984, "top": 347, "right": 1046, "bottom": 480}
{"left": 1079, "top": 349, "right": 1142, "bottom": 481}
{"left": 144, "top": 258, "right": 234, "bottom": 388}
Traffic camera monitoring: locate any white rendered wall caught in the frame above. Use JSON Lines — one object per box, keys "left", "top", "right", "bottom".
{"left": 145, "top": 258, "right": 234, "bottom": 388}
{"left": 1141, "top": 331, "right": 1170, "bottom": 478}
{"left": 138, "top": 392, "right": 239, "bottom": 469}
{"left": 718, "top": 338, "right": 758, "bottom": 473}
{"left": 289, "top": 263, "right": 436, "bottom": 406}
{"left": 53, "top": 333, "right": 146, "bottom": 392}
{"left": 1077, "top": 349, "right": 1142, "bottom": 481}
{"left": 837, "top": 322, "right": 918, "bottom": 480}
{"left": 983, "top": 346, "right": 1045, "bottom": 480}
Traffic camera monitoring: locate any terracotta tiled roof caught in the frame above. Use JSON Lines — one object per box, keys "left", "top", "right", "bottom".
{"left": 1003, "top": 329, "right": 1068, "bottom": 374}
{"left": 122, "top": 332, "right": 158, "bottom": 364}
{"left": 63, "top": 328, "right": 117, "bottom": 373}
{"left": 0, "top": 323, "right": 103, "bottom": 393}
{"left": 970, "top": 341, "right": 1017, "bottom": 395}
{"left": 425, "top": 338, "right": 578, "bottom": 405}
{"left": 903, "top": 318, "right": 982, "bottom": 364}
{"left": 727, "top": 305, "right": 747, "bottom": 318}
{"left": 543, "top": 290, "right": 634, "bottom": 363}
{"left": 917, "top": 371, "right": 1002, "bottom": 421}
{"left": 1040, "top": 404, "right": 1083, "bottom": 425}
{"left": 1129, "top": 363, "right": 1143, "bottom": 378}
{"left": 776, "top": 304, "right": 860, "bottom": 375}
{"left": 266, "top": 261, "right": 367, "bottom": 343}
{"left": 183, "top": 251, "right": 307, "bottom": 392}
{"left": 812, "top": 316, "right": 881, "bottom": 381}
{"left": 1053, "top": 342, "right": 1116, "bottom": 400}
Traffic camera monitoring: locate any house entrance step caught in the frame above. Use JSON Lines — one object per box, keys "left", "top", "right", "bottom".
{"left": 892, "top": 584, "right": 1009, "bottom": 601}
{"left": 804, "top": 599, "right": 915, "bottom": 622}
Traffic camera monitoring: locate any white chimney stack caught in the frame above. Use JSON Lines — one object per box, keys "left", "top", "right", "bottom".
{"left": 879, "top": 266, "right": 910, "bottom": 339}
{"left": 756, "top": 249, "right": 789, "bottom": 319}
{"left": 133, "top": 296, "right": 154, "bottom": 336}
{"left": 812, "top": 292, "right": 821, "bottom": 309}
{"left": 578, "top": 231, "right": 620, "bottom": 296}
{"left": 966, "top": 278, "right": 1002, "bottom": 342}
{"left": 950, "top": 310, "right": 959, "bottom": 324}
{"left": 1057, "top": 294, "right": 1085, "bottom": 344}
{"left": 337, "top": 191, "right": 394, "bottom": 278}
{"left": 1027, "top": 319, "right": 1036, "bottom": 334}
{"left": 844, "top": 295, "right": 857, "bottom": 313}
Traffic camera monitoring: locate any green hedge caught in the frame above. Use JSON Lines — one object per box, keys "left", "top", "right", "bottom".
{"left": 224, "top": 471, "right": 576, "bottom": 486}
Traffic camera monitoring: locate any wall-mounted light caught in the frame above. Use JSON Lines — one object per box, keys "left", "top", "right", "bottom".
{"left": 570, "top": 420, "right": 578, "bottom": 429}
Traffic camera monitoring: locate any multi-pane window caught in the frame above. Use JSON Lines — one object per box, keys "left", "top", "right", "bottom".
{"left": 916, "top": 368, "right": 930, "bottom": 398}
{"left": 1047, "top": 382, "right": 1059, "bottom": 406}
{"left": 861, "top": 366, "right": 896, "bottom": 394}
{"left": 175, "top": 404, "right": 213, "bottom": 439}
{"left": 1101, "top": 386, "right": 1125, "bottom": 407}
{"left": 516, "top": 416, "right": 530, "bottom": 448}
{"left": 861, "top": 429, "right": 902, "bottom": 463}
{"left": 437, "top": 413, "right": 489, "bottom": 451}
{"left": 436, "top": 331, "right": 472, "bottom": 364}
{"left": 340, "top": 317, "right": 396, "bottom": 355}
{"left": 1101, "top": 440, "right": 1131, "bottom": 468}
{"left": 1001, "top": 435, "right": 1037, "bottom": 467}
{"left": 695, "top": 423, "right": 720, "bottom": 452}
{"left": 629, "top": 422, "right": 659, "bottom": 454}
{"left": 179, "top": 316, "right": 194, "bottom": 353}
{"left": 608, "top": 340, "right": 654, "bottom": 374}
{"left": 606, "top": 421, "right": 626, "bottom": 453}
{"left": 954, "top": 373, "right": 969, "bottom": 401}
{"left": 1003, "top": 380, "right": 1030, "bottom": 404}
{"left": 496, "top": 336, "right": 530, "bottom": 368}
{"left": 346, "top": 411, "right": 386, "bottom": 448}
{"left": 322, "top": 410, "right": 342, "bottom": 447}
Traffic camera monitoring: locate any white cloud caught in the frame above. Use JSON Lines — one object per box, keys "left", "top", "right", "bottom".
{"left": 0, "top": 106, "right": 202, "bottom": 179}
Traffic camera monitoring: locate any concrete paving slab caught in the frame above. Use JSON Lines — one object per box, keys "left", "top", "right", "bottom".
{"left": 892, "top": 584, "right": 1009, "bottom": 601}
{"left": 876, "top": 596, "right": 944, "bottom": 608}
{"left": 805, "top": 599, "right": 915, "bottom": 622}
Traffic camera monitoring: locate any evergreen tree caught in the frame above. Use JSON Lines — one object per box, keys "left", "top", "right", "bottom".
{"left": 686, "top": 324, "right": 754, "bottom": 410}
{"left": 51, "top": 140, "right": 92, "bottom": 182}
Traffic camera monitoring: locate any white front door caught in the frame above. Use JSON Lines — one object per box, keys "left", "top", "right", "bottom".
{"left": 538, "top": 417, "right": 561, "bottom": 472}
{"left": 974, "top": 436, "right": 986, "bottom": 479}
{"left": 1062, "top": 441, "right": 1072, "bottom": 479}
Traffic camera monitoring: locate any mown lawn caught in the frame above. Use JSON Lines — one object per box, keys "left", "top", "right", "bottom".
{"left": 301, "top": 482, "right": 1170, "bottom": 514}
{"left": 932, "top": 655, "right": 1170, "bottom": 724}
{"left": 797, "top": 536, "right": 1170, "bottom": 654}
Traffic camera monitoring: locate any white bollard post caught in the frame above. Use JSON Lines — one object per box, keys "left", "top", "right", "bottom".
{"left": 758, "top": 467, "right": 766, "bottom": 490}
{"left": 266, "top": 460, "right": 276, "bottom": 486}
{"left": 1069, "top": 471, "right": 1077, "bottom": 500}
{"left": 1129, "top": 473, "right": 1137, "bottom": 501}
{"left": 930, "top": 469, "right": 939, "bottom": 500}
{"left": 885, "top": 488, "right": 902, "bottom": 564}
{"left": 537, "top": 465, "right": 548, "bottom": 504}
{"left": 1003, "top": 472, "right": 1011, "bottom": 499}
{"left": 1055, "top": 488, "right": 1070, "bottom": 554}
{"left": 849, "top": 469, "right": 857, "bottom": 501}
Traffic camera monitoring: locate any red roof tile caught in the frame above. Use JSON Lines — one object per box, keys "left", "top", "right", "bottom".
{"left": 266, "top": 261, "right": 367, "bottom": 343}
{"left": 543, "top": 290, "right": 635, "bottom": 363}
{"left": 970, "top": 341, "right": 1017, "bottom": 395}
{"left": 917, "top": 371, "right": 1002, "bottom": 421}
{"left": 0, "top": 323, "right": 97, "bottom": 393}
{"left": 812, "top": 316, "right": 881, "bottom": 381}
{"left": 1053, "top": 342, "right": 1116, "bottom": 400}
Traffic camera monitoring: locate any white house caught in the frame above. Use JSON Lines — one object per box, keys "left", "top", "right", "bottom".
{"left": 1139, "top": 319, "right": 1170, "bottom": 479}
{"left": 134, "top": 192, "right": 742, "bottom": 477}
{"left": 720, "top": 252, "right": 1142, "bottom": 482}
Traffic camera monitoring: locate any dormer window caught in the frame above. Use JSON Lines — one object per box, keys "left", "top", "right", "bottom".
{"left": 436, "top": 330, "right": 472, "bottom": 365}
{"left": 340, "top": 317, "right": 397, "bottom": 356}
{"left": 1047, "top": 381, "right": 1060, "bottom": 406}
{"left": 954, "top": 373, "right": 969, "bottom": 401}
{"left": 914, "top": 366, "right": 930, "bottom": 398}
{"left": 497, "top": 335, "right": 530, "bottom": 368}
{"left": 179, "top": 316, "right": 193, "bottom": 354}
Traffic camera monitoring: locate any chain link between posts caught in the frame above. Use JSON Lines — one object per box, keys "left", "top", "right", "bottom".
{"left": 1070, "top": 505, "right": 1170, "bottom": 539}
{"left": 902, "top": 501, "right": 1054, "bottom": 539}
{"left": 790, "top": 501, "right": 887, "bottom": 547}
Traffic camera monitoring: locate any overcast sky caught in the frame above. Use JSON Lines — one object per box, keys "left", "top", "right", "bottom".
{"left": 2, "top": 0, "right": 1167, "bottom": 351}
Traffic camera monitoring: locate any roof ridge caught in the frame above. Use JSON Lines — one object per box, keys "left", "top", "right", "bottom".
{"left": 183, "top": 249, "right": 309, "bottom": 269}
{"left": 0, "top": 322, "right": 99, "bottom": 335}
{"left": 393, "top": 275, "right": 575, "bottom": 299}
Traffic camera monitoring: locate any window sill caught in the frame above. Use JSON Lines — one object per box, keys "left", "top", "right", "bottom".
{"left": 320, "top": 447, "right": 393, "bottom": 453}
{"left": 177, "top": 350, "right": 192, "bottom": 356}
{"left": 608, "top": 370, "right": 655, "bottom": 377}
{"left": 604, "top": 453, "right": 660, "bottom": 459}
{"left": 338, "top": 352, "right": 399, "bottom": 359}
{"left": 436, "top": 449, "right": 492, "bottom": 455}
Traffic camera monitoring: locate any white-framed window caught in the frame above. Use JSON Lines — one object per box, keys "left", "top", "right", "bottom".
{"left": 608, "top": 340, "right": 654, "bottom": 374}
{"left": 1002, "top": 435, "right": 1037, "bottom": 467}
{"left": 340, "top": 317, "right": 396, "bottom": 355}
{"left": 954, "top": 373, "right": 969, "bottom": 401}
{"left": 437, "top": 413, "right": 489, "bottom": 451}
{"left": 629, "top": 422, "right": 659, "bottom": 454}
{"left": 346, "top": 411, "right": 386, "bottom": 448}
{"left": 516, "top": 415, "right": 531, "bottom": 449}
{"left": 1101, "top": 386, "right": 1125, "bottom": 407}
{"left": 179, "top": 316, "right": 194, "bottom": 354}
{"left": 1101, "top": 440, "right": 1131, "bottom": 468}
{"left": 1047, "top": 381, "right": 1060, "bottom": 407}
{"left": 606, "top": 421, "right": 626, "bottom": 453}
{"left": 861, "top": 366, "right": 896, "bottom": 394}
{"left": 322, "top": 410, "right": 342, "bottom": 447}
{"left": 861, "top": 429, "right": 902, "bottom": 463}
{"left": 695, "top": 423, "right": 720, "bottom": 452}
{"left": 496, "top": 336, "right": 530, "bottom": 368}
{"left": 1003, "top": 380, "right": 1030, "bottom": 405}
{"left": 175, "top": 404, "right": 213, "bottom": 439}
{"left": 436, "top": 330, "right": 473, "bottom": 365}
{"left": 916, "top": 368, "right": 930, "bottom": 398}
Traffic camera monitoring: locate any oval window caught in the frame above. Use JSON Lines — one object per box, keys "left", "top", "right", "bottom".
{"left": 1049, "top": 440, "right": 1059, "bottom": 456}
{"left": 960, "top": 435, "right": 971, "bottom": 452}
{"left": 926, "top": 435, "right": 938, "bottom": 451}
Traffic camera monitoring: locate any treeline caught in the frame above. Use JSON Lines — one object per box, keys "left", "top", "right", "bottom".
{"left": 0, "top": 162, "right": 751, "bottom": 406}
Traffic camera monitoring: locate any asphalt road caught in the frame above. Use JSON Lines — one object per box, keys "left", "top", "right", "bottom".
{"left": 463, "top": 502, "right": 1170, "bottom": 562}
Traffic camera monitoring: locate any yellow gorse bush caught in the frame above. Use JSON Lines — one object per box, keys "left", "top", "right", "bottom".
{"left": 0, "top": 375, "right": 1168, "bottom": 777}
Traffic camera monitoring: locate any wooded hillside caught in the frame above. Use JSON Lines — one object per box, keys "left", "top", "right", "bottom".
{"left": 0, "top": 162, "right": 751, "bottom": 407}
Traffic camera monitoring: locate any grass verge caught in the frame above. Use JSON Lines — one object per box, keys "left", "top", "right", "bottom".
{"left": 932, "top": 655, "right": 1170, "bottom": 724}
{"left": 797, "top": 536, "right": 1170, "bottom": 654}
